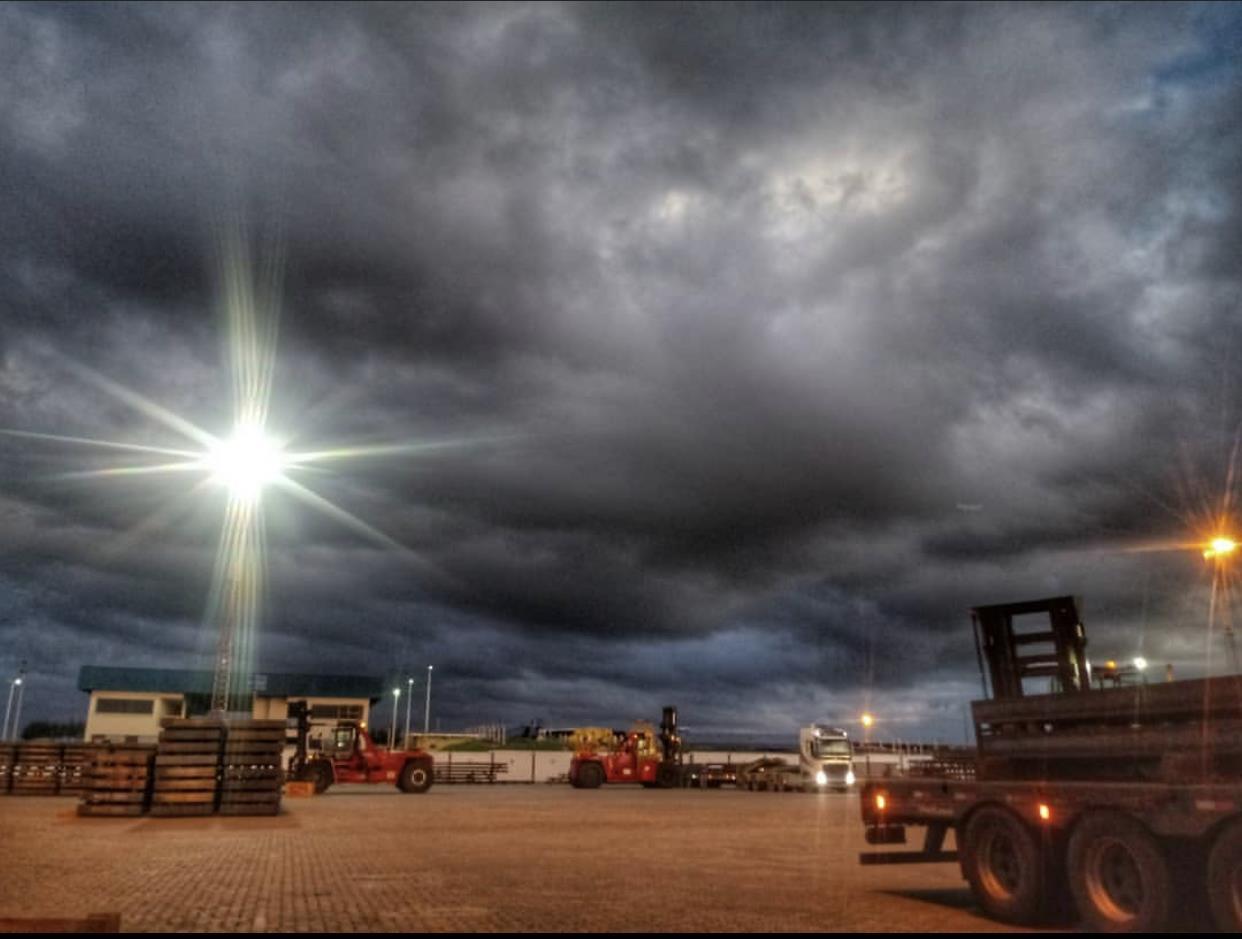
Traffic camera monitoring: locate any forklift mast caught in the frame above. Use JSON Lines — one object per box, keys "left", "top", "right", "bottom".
{"left": 971, "top": 596, "right": 1090, "bottom": 700}
{"left": 659, "top": 706, "right": 681, "bottom": 761}
{"left": 287, "top": 700, "right": 311, "bottom": 774}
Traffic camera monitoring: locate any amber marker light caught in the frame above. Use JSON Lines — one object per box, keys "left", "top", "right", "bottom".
{"left": 875, "top": 793, "right": 887, "bottom": 811}
{"left": 1038, "top": 803, "right": 1051, "bottom": 822}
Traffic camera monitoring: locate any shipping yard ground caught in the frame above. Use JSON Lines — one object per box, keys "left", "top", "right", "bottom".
{"left": 0, "top": 785, "right": 1044, "bottom": 933}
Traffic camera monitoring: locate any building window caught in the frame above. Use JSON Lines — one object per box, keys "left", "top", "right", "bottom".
{"left": 310, "top": 704, "right": 364, "bottom": 721}
{"left": 95, "top": 698, "right": 155, "bottom": 715}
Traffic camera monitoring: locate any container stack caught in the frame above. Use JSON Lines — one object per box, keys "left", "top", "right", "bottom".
{"left": 151, "top": 718, "right": 224, "bottom": 817}
{"left": 219, "top": 720, "right": 285, "bottom": 816}
{"left": 10, "top": 742, "right": 63, "bottom": 795}
{"left": 78, "top": 744, "right": 155, "bottom": 816}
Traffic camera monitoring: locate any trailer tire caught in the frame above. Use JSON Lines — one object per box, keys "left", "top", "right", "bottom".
{"left": 961, "top": 805, "right": 1046, "bottom": 925}
{"left": 1207, "top": 818, "right": 1242, "bottom": 931}
{"left": 656, "top": 763, "right": 679, "bottom": 789}
{"left": 577, "top": 761, "right": 604, "bottom": 789}
{"left": 398, "top": 760, "right": 432, "bottom": 794}
{"left": 1067, "top": 810, "right": 1171, "bottom": 933}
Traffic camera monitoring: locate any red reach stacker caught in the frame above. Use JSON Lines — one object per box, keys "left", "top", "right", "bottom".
{"left": 287, "top": 701, "right": 434, "bottom": 794}
{"left": 568, "top": 706, "right": 684, "bottom": 789}
{"left": 859, "top": 596, "right": 1242, "bottom": 932}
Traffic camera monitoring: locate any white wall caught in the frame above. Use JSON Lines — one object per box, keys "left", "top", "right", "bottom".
{"left": 427, "top": 749, "right": 926, "bottom": 783}
{"left": 84, "top": 692, "right": 184, "bottom": 742}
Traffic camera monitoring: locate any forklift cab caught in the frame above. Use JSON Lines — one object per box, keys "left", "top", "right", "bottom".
{"left": 326, "top": 723, "right": 362, "bottom": 761}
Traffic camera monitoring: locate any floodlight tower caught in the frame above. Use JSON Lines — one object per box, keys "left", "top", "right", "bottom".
{"left": 206, "top": 424, "right": 285, "bottom": 715}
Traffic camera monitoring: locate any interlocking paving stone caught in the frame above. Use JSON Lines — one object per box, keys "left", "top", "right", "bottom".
{"left": 0, "top": 786, "right": 1039, "bottom": 932}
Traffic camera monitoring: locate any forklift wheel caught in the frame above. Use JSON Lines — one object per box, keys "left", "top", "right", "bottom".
{"left": 308, "top": 761, "right": 333, "bottom": 794}
{"left": 398, "top": 761, "right": 433, "bottom": 794}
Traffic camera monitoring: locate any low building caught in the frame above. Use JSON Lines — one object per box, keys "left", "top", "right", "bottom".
{"left": 78, "top": 666, "right": 384, "bottom": 745}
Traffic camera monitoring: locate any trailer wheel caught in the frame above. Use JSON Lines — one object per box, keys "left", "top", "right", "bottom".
{"left": 1067, "top": 810, "right": 1171, "bottom": 933}
{"left": 576, "top": 761, "right": 604, "bottom": 789}
{"left": 398, "top": 760, "right": 432, "bottom": 794}
{"left": 1208, "top": 818, "right": 1242, "bottom": 931}
{"left": 961, "top": 806, "right": 1046, "bottom": 925}
{"left": 656, "top": 763, "right": 679, "bottom": 789}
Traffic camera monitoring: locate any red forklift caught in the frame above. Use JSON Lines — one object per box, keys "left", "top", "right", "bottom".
{"left": 287, "top": 701, "right": 434, "bottom": 794}
{"left": 568, "top": 706, "right": 684, "bottom": 789}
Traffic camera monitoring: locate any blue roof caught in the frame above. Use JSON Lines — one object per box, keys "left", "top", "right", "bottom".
{"left": 78, "top": 666, "right": 384, "bottom": 702}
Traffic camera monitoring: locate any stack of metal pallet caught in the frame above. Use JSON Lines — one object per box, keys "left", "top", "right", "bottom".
{"left": 970, "top": 596, "right": 1242, "bottom": 782}
{"left": 151, "top": 718, "right": 224, "bottom": 817}
{"left": 0, "top": 744, "right": 14, "bottom": 794}
{"left": 973, "top": 675, "right": 1242, "bottom": 781}
{"left": 59, "top": 744, "right": 94, "bottom": 798}
{"left": 219, "top": 719, "right": 285, "bottom": 816}
{"left": 78, "top": 745, "right": 156, "bottom": 816}
{"left": 10, "top": 742, "right": 62, "bottom": 795}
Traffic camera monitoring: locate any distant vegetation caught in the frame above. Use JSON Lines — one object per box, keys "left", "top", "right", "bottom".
{"left": 21, "top": 721, "right": 85, "bottom": 741}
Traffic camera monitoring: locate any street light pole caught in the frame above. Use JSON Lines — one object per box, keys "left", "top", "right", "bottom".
{"left": 861, "top": 713, "right": 873, "bottom": 780}
{"left": 391, "top": 688, "right": 400, "bottom": 751}
{"left": 12, "top": 675, "right": 26, "bottom": 742}
{"left": 423, "top": 665, "right": 433, "bottom": 735}
{"left": 404, "top": 677, "right": 413, "bottom": 747}
{"left": 2, "top": 677, "right": 18, "bottom": 741}
{"left": 1204, "top": 536, "right": 1240, "bottom": 673}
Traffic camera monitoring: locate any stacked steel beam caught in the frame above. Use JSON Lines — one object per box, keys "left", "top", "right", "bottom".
{"left": 77, "top": 745, "right": 155, "bottom": 816}
{"left": 219, "top": 719, "right": 285, "bottom": 816}
{"left": 0, "top": 744, "right": 13, "bottom": 794}
{"left": 59, "top": 744, "right": 94, "bottom": 797}
{"left": 10, "top": 742, "right": 62, "bottom": 795}
{"left": 151, "top": 718, "right": 223, "bottom": 817}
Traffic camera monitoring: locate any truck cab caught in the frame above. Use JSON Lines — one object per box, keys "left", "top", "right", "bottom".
{"left": 799, "top": 725, "right": 856, "bottom": 791}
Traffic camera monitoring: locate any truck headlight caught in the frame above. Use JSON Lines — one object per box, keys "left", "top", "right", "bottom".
{"left": 845, "top": 770, "right": 856, "bottom": 786}
{"left": 815, "top": 770, "right": 828, "bottom": 786}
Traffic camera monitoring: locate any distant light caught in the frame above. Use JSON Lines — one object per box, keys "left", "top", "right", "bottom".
{"left": 875, "top": 793, "right": 886, "bottom": 810}
{"left": 861, "top": 713, "right": 874, "bottom": 728}
{"left": 1134, "top": 657, "right": 1148, "bottom": 671}
{"left": 207, "top": 423, "right": 285, "bottom": 501}
{"left": 845, "top": 770, "right": 856, "bottom": 786}
{"left": 1106, "top": 660, "right": 1117, "bottom": 670}
{"left": 1038, "top": 803, "right": 1051, "bottom": 822}
{"left": 815, "top": 770, "right": 828, "bottom": 786}
{"left": 13, "top": 678, "right": 21, "bottom": 686}
{"left": 1204, "top": 537, "right": 1238, "bottom": 560}
{"left": 393, "top": 688, "right": 400, "bottom": 698}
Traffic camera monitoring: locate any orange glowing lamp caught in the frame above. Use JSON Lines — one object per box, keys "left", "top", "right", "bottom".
{"left": 1204, "top": 537, "right": 1238, "bottom": 560}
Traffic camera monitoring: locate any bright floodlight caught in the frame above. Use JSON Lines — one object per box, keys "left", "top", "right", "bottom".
{"left": 1204, "top": 537, "right": 1238, "bottom": 560}
{"left": 208, "top": 424, "right": 285, "bottom": 500}
{"left": 1134, "top": 657, "right": 1148, "bottom": 671}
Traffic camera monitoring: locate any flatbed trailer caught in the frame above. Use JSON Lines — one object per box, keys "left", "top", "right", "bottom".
{"left": 859, "top": 596, "right": 1242, "bottom": 932}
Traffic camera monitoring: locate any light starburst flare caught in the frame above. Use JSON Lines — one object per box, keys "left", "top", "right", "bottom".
{"left": 3, "top": 231, "right": 490, "bottom": 713}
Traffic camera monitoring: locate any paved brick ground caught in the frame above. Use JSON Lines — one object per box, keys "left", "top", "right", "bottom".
{"left": 0, "top": 786, "right": 1043, "bottom": 932}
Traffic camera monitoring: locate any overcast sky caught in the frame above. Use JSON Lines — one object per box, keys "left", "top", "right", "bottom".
{"left": 2, "top": 1, "right": 1241, "bottom": 743}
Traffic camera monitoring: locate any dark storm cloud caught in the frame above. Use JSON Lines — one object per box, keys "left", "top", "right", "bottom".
{"left": 2, "top": 1, "right": 1241, "bottom": 739}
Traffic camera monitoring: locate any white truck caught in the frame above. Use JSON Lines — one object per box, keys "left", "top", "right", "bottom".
{"left": 738, "top": 725, "right": 856, "bottom": 792}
